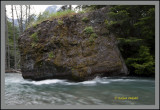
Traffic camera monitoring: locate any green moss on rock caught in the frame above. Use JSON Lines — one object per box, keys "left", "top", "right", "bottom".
{"left": 31, "top": 42, "right": 37, "bottom": 48}
{"left": 30, "top": 32, "right": 38, "bottom": 42}
{"left": 58, "top": 20, "right": 64, "bottom": 25}
{"left": 82, "top": 17, "right": 89, "bottom": 23}
{"left": 48, "top": 51, "right": 54, "bottom": 58}
{"left": 84, "top": 26, "right": 94, "bottom": 34}
{"left": 90, "top": 33, "right": 98, "bottom": 38}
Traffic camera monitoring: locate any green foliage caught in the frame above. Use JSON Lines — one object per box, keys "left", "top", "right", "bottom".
{"left": 108, "top": 10, "right": 129, "bottom": 21}
{"left": 30, "top": 32, "right": 38, "bottom": 42}
{"left": 48, "top": 52, "right": 54, "bottom": 58}
{"left": 126, "top": 46, "right": 154, "bottom": 76}
{"left": 7, "top": 21, "right": 19, "bottom": 41}
{"left": 27, "top": 21, "right": 40, "bottom": 29}
{"left": 104, "top": 19, "right": 108, "bottom": 25}
{"left": 26, "top": 14, "right": 37, "bottom": 29}
{"left": 78, "top": 10, "right": 86, "bottom": 14}
{"left": 90, "top": 33, "right": 98, "bottom": 38}
{"left": 33, "top": 23, "right": 38, "bottom": 28}
{"left": 57, "top": 20, "right": 64, "bottom": 25}
{"left": 83, "top": 26, "right": 98, "bottom": 43}
{"left": 37, "top": 11, "right": 50, "bottom": 22}
{"left": 27, "top": 11, "right": 51, "bottom": 29}
{"left": 89, "top": 36, "right": 94, "bottom": 43}
{"left": 84, "top": 26, "right": 94, "bottom": 34}
{"left": 70, "top": 15, "right": 74, "bottom": 18}
{"left": 31, "top": 42, "right": 37, "bottom": 48}
{"left": 28, "top": 10, "right": 75, "bottom": 28}
{"left": 89, "top": 33, "right": 98, "bottom": 43}
{"left": 47, "top": 10, "right": 75, "bottom": 21}
{"left": 134, "top": 7, "right": 155, "bottom": 55}
{"left": 82, "top": 17, "right": 89, "bottom": 23}
{"left": 6, "top": 20, "right": 20, "bottom": 68}
{"left": 118, "top": 37, "right": 143, "bottom": 45}
{"left": 107, "top": 5, "right": 155, "bottom": 76}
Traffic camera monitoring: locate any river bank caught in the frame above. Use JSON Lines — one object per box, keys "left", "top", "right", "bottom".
{"left": 5, "top": 69, "right": 21, "bottom": 73}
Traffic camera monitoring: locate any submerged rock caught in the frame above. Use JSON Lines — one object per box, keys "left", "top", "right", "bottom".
{"left": 18, "top": 7, "right": 128, "bottom": 81}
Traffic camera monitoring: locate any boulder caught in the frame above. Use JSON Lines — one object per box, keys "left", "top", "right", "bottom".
{"left": 18, "top": 7, "right": 128, "bottom": 81}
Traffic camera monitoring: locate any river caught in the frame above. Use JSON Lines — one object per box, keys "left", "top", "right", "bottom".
{"left": 5, "top": 73, "right": 155, "bottom": 105}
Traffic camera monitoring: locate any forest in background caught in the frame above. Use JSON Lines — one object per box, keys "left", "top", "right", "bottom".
{"left": 5, "top": 5, "right": 155, "bottom": 77}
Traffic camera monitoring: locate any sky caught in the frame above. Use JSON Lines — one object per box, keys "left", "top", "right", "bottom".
{"left": 6, "top": 5, "right": 77, "bottom": 19}
{"left": 5, "top": 5, "right": 62, "bottom": 19}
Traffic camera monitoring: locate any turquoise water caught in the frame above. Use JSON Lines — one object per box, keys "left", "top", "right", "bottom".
{"left": 5, "top": 73, "right": 155, "bottom": 105}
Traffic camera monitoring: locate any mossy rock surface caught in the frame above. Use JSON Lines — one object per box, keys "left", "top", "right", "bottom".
{"left": 18, "top": 7, "right": 128, "bottom": 81}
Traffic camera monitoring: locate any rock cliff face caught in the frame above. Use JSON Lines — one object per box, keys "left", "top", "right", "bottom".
{"left": 18, "top": 7, "right": 128, "bottom": 81}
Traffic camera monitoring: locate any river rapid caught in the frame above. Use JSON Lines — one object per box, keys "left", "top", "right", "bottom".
{"left": 5, "top": 73, "right": 155, "bottom": 105}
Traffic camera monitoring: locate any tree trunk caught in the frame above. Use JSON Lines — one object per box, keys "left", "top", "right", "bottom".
{"left": 15, "top": 5, "right": 25, "bottom": 69}
{"left": 25, "top": 5, "right": 28, "bottom": 29}
{"left": 15, "top": 5, "right": 23, "bottom": 35}
{"left": 27, "top": 5, "right": 30, "bottom": 26}
{"left": 11, "top": 5, "right": 17, "bottom": 70}
{"left": 69, "top": 5, "right": 72, "bottom": 10}
{"left": 15, "top": 6, "right": 21, "bottom": 34}
{"left": 20, "top": 5, "right": 23, "bottom": 34}
{"left": 5, "top": 8, "right": 7, "bottom": 70}
{"left": 5, "top": 8, "right": 10, "bottom": 70}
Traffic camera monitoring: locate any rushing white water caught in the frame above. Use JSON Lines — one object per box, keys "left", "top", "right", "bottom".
{"left": 5, "top": 73, "right": 155, "bottom": 105}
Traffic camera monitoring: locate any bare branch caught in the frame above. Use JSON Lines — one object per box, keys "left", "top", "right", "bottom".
{"left": 25, "top": 5, "right": 28, "bottom": 28}
{"left": 14, "top": 5, "right": 21, "bottom": 30}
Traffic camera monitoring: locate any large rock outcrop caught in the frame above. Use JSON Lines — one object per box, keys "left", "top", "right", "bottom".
{"left": 18, "top": 7, "right": 128, "bottom": 81}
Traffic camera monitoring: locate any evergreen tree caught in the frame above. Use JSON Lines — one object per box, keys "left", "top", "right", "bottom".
{"left": 106, "top": 5, "right": 155, "bottom": 76}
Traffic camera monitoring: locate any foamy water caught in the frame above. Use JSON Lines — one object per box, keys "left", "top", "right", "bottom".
{"left": 5, "top": 73, "right": 155, "bottom": 105}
